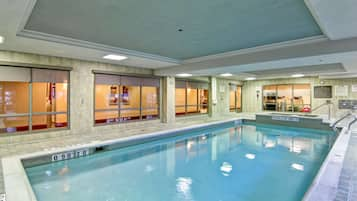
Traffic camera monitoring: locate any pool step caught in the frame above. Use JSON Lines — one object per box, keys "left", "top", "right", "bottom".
{"left": 256, "top": 114, "right": 331, "bottom": 130}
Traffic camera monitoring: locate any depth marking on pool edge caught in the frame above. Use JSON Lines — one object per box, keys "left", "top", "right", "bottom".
{"left": 0, "top": 193, "right": 6, "bottom": 201}
{"left": 51, "top": 148, "right": 90, "bottom": 162}
{"left": 272, "top": 116, "right": 300, "bottom": 122}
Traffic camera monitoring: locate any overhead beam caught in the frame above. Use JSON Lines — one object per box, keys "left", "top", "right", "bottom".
{"left": 155, "top": 37, "right": 357, "bottom": 76}
{"left": 305, "top": 0, "right": 357, "bottom": 40}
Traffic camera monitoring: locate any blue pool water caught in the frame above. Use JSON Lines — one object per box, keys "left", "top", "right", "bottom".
{"left": 26, "top": 123, "right": 336, "bottom": 201}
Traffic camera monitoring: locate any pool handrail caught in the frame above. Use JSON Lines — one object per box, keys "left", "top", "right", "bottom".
{"left": 331, "top": 112, "right": 352, "bottom": 129}
{"left": 311, "top": 100, "right": 333, "bottom": 120}
{"left": 347, "top": 115, "right": 357, "bottom": 130}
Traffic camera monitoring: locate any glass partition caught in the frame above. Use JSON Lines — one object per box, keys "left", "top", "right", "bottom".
{"left": 293, "top": 84, "right": 311, "bottom": 112}
{"left": 236, "top": 86, "right": 242, "bottom": 112}
{"left": 187, "top": 88, "right": 198, "bottom": 114}
{"left": 263, "top": 85, "right": 277, "bottom": 111}
{"left": 277, "top": 85, "right": 292, "bottom": 112}
{"left": 175, "top": 80, "right": 209, "bottom": 116}
{"left": 229, "top": 84, "right": 242, "bottom": 112}
{"left": 94, "top": 74, "right": 160, "bottom": 125}
{"left": 119, "top": 85, "right": 141, "bottom": 122}
{"left": 94, "top": 84, "right": 119, "bottom": 124}
{"left": 31, "top": 69, "right": 69, "bottom": 131}
{"left": 229, "top": 90, "right": 236, "bottom": 112}
{"left": 0, "top": 67, "right": 70, "bottom": 134}
{"left": 141, "top": 86, "right": 159, "bottom": 120}
{"left": 198, "top": 89, "right": 209, "bottom": 114}
{"left": 263, "top": 84, "right": 311, "bottom": 112}
{"left": 0, "top": 81, "right": 30, "bottom": 133}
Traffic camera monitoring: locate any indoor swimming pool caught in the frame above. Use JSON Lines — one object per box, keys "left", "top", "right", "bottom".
{"left": 25, "top": 122, "right": 336, "bottom": 201}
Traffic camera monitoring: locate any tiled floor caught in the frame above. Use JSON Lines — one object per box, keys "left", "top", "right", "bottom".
{"left": 0, "top": 114, "right": 253, "bottom": 194}
{"left": 334, "top": 130, "right": 357, "bottom": 201}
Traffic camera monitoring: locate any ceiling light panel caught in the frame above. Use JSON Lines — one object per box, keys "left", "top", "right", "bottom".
{"left": 103, "top": 54, "right": 127, "bottom": 61}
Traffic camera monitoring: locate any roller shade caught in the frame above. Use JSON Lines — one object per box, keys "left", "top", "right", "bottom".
{"left": 141, "top": 77, "right": 160, "bottom": 87}
{"left": 120, "top": 76, "right": 141, "bottom": 86}
{"left": 95, "top": 74, "right": 120, "bottom": 85}
{"left": 175, "top": 80, "right": 187, "bottom": 88}
{"left": 32, "top": 68, "right": 69, "bottom": 83}
{"left": 187, "top": 81, "right": 209, "bottom": 89}
{"left": 0, "top": 66, "right": 31, "bottom": 82}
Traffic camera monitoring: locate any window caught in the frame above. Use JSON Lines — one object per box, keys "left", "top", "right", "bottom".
{"left": 263, "top": 84, "right": 311, "bottom": 112}
{"left": 94, "top": 74, "right": 160, "bottom": 125}
{"left": 229, "top": 84, "right": 242, "bottom": 112}
{"left": 175, "top": 80, "right": 209, "bottom": 116}
{"left": 31, "top": 69, "right": 69, "bottom": 130}
{"left": 0, "top": 66, "right": 69, "bottom": 134}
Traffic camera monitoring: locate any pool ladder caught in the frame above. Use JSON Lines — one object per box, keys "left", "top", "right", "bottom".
{"left": 347, "top": 116, "right": 357, "bottom": 130}
{"left": 311, "top": 100, "right": 334, "bottom": 121}
{"left": 331, "top": 112, "right": 352, "bottom": 129}
{"left": 331, "top": 110, "right": 357, "bottom": 133}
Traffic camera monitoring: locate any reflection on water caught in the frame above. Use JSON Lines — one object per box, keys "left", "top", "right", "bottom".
{"left": 176, "top": 177, "right": 193, "bottom": 201}
{"left": 220, "top": 162, "right": 233, "bottom": 176}
{"left": 27, "top": 123, "right": 336, "bottom": 201}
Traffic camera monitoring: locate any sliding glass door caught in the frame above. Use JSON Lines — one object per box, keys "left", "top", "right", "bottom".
{"left": 263, "top": 84, "right": 311, "bottom": 112}
{"left": 229, "top": 84, "right": 242, "bottom": 113}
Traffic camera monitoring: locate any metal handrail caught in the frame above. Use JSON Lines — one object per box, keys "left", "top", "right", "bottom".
{"left": 311, "top": 100, "right": 333, "bottom": 120}
{"left": 331, "top": 112, "right": 352, "bottom": 128}
{"left": 348, "top": 116, "right": 357, "bottom": 130}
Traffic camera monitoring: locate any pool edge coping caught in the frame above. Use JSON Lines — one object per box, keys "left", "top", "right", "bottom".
{"left": 302, "top": 127, "right": 351, "bottom": 201}
{"left": 2, "top": 117, "right": 243, "bottom": 201}
{"left": 2, "top": 116, "right": 345, "bottom": 201}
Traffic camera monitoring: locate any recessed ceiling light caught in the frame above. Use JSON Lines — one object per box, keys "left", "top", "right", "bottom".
{"left": 220, "top": 73, "right": 233, "bottom": 77}
{"left": 103, "top": 54, "right": 127, "bottom": 61}
{"left": 176, "top": 73, "right": 192, "bottom": 77}
{"left": 291, "top": 74, "right": 304, "bottom": 78}
{"left": 0, "top": 36, "right": 4, "bottom": 44}
{"left": 245, "top": 77, "right": 256, "bottom": 81}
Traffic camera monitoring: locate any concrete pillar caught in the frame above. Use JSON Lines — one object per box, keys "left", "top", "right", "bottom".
{"left": 161, "top": 76, "right": 176, "bottom": 123}
{"left": 209, "top": 76, "right": 218, "bottom": 118}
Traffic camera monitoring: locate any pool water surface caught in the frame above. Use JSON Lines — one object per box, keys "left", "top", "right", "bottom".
{"left": 26, "top": 123, "right": 336, "bottom": 201}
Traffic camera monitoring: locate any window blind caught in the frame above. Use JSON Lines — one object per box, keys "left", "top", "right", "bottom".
{"left": 32, "top": 68, "right": 69, "bottom": 83}
{"left": 95, "top": 74, "right": 120, "bottom": 85}
{"left": 0, "top": 66, "right": 31, "bottom": 82}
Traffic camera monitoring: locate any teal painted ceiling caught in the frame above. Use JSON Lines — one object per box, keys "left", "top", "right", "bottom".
{"left": 25, "top": 0, "right": 322, "bottom": 60}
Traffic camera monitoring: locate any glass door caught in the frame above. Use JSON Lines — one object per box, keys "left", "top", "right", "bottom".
{"left": 263, "top": 85, "right": 277, "bottom": 111}
{"left": 277, "top": 85, "right": 293, "bottom": 112}
{"left": 236, "top": 86, "right": 242, "bottom": 112}
{"left": 229, "top": 84, "right": 242, "bottom": 113}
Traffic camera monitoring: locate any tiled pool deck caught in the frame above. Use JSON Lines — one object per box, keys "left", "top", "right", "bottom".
{"left": 334, "top": 129, "right": 357, "bottom": 201}
{"left": 1, "top": 113, "right": 356, "bottom": 201}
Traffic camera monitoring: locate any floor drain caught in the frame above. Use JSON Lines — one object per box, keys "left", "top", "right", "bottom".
{"left": 0, "top": 194, "right": 6, "bottom": 201}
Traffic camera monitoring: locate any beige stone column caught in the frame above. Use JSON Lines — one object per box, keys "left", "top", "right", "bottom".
{"left": 209, "top": 76, "right": 218, "bottom": 118}
{"left": 161, "top": 76, "right": 176, "bottom": 123}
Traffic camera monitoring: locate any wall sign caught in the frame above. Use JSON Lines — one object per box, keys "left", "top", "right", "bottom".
{"left": 335, "top": 85, "right": 349, "bottom": 97}
{"left": 51, "top": 148, "right": 89, "bottom": 162}
{"left": 352, "top": 85, "right": 357, "bottom": 93}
